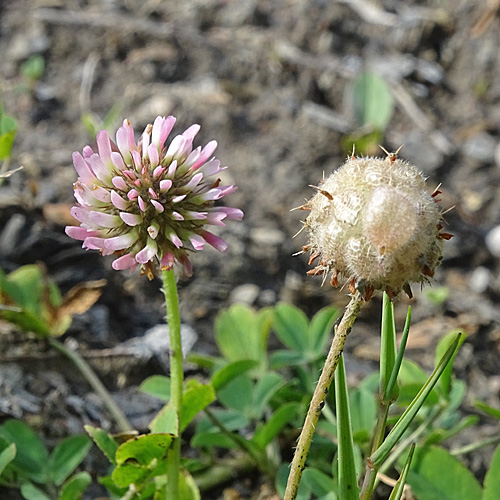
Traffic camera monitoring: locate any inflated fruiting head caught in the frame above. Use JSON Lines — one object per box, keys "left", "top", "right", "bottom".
{"left": 298, "top": 148, "right": 451, "bottom": 300}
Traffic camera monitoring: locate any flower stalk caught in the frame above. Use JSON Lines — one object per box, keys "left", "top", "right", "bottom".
{"left": 284, "top": 293, "right": 364, "bottom": 500}
{"left": 162, "top": 268, "right": 183, "bottom": 498}
{"left": 64, "top": 115, "right": 242, "bottom": 499}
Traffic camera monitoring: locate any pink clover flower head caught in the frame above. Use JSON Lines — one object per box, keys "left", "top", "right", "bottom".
{"left": 65, "top": 116, "right": 243, "bottom": 279}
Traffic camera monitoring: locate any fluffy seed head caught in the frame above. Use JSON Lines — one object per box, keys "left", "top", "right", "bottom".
{"left": 300, "top": 150, "right": 449, "bottom": 300}
{"left": 65, "top": 116, "right": 243, "bottom": 279}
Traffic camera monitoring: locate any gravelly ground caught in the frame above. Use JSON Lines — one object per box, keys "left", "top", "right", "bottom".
{"left": 1, "top": 0, "right": 500, "bottom": 498}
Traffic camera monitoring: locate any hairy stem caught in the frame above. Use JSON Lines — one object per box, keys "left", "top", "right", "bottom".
{"left": 162, "top": 269, "right": 183, "bottom": 500}
{"left": 47, "top": 337, "right": 131, "bottom": 432}
{"left": 284, "top": 294, "right": 363, "bottom": 500}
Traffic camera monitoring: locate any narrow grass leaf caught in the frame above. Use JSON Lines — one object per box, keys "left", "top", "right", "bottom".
{"left": 474, "top": 400, "right": 500, "bottom": 420}
{"left": 371, "top": 334, "right": 461, "bottom": 467}
{"left": 388, "top": 444, "right": 415, "bottom": 500}
{"left": 384, "top": 306, "right": 411, "bottom": 402}
{"left": 434, "top": 330, "right": 466, "bottom": 397}
{"left": 380, "top": 292, "right": 397, "bottom": 400}
{"left": 425, "top": 415, "right": 478, "bottom": 447}
{"left": 335, "top": 354, "right": 359, "bottom": 499}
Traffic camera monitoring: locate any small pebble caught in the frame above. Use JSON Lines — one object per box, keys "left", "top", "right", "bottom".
{"left": 494, "top": 143, "right": 500, "bottom": 169}
{"left": 229, "top": 284, "right": 260, "bottom": 305}
{"left": 462, "top": 132, "right": 496, "bottom": 163}
{"left": 485, "top": 226, "right": 500, "bottom": 257}
{"left": 469, "top": 266, "right": 491, "bottom": 293}
{"left": 258, "top": 289, "right": 276, "bottom": 305}
{"left": 249, "top": 227, "right": 285, "bottom": 246}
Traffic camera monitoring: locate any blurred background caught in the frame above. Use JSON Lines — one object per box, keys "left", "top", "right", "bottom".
{"left": 1, "top": 0, "right": 500, "bottom": 496}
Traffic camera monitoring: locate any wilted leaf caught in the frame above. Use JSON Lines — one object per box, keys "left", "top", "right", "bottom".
{"left": 57, "top": 279, "right": 106, "bottom": 318}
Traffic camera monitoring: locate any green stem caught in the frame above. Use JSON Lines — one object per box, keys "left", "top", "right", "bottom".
{"left": 47, "top": 337, "right": 131, "bottom": 432}
{"left": 162, "top": 269, "right": 183, "bottom": 500}
{"left": 377, "top": 408, "right": 439, "bottom": 483}
{"left": 284, "top": 294, "right": 363, "bottom": 500}
{"left": 370, "top": 402, "right": 390, "bottom": 454}
{"left": 358, "top": 400, "right": 391, "bottom": 500}
{"left": 451, "top": 435, "right": 500, "bottom": 456}
{"left": 360, "top": 407, "right": 440, "bottom": 499}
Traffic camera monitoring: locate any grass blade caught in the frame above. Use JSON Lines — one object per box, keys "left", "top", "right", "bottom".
{"left": 388, "top": 443, "right": 415, "bottom": 500}
{"left": 380, "top": 293, "right": 397, "bottom": 401}
{"left": 371, "top": 333, "right": 461, "bottom": 467}
{"left": 335, "top": 353, "right": 359, "bottom": 499}
{"left": 384, "top": 306, "right": 411, "bottom": 402}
